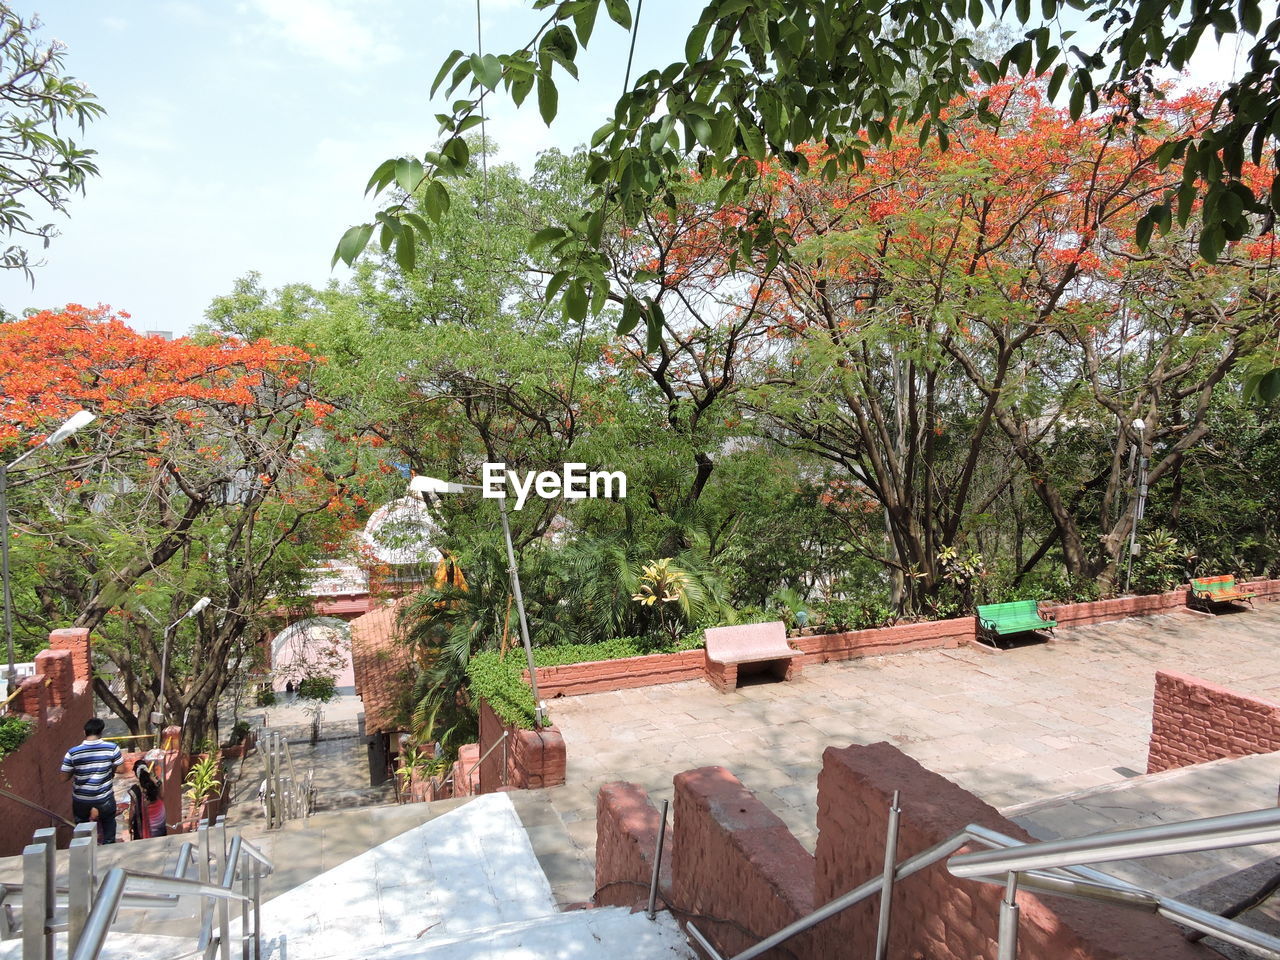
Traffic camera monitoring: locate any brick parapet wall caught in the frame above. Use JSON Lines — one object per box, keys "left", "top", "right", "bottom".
{"left": 794, "top": 617, "right": 974, "bottom": 665}
{"left": 1147, "top": 670, "right": 1280, "bottom": 774}
{"left": 476, "top": 698, "right": 566, "bottom": 794}
{"left": 0, "top": 629, "right": 95, "bottom": 856}
{"left": 1041, "top": 589, "right": 1190, "bottom": 628}
{"left": 672, "top": 766, "right": 815, "bottom": 960}
{"left": 812, "top": 742, "right": 1212, "bottom": 960}
{"left": 528, "top": 649, "right": 705, "bottom": 698}
{"left": 594, "top": 781, "right": 670, "bottom": 910}
{"left": 1240, "top": 577, "right": 1280, "bottom": 599}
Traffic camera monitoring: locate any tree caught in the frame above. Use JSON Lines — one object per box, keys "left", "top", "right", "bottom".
{"left": 0, "top": 306, "right": 367, "bottom": 747}
{"left": 0, "top": 6, "right": 102, "bottom": 283}
{"left": 338, "top": 0, "right": 1280, "bottom": 343}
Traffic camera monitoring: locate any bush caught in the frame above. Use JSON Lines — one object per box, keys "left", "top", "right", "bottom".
{"left": 226, "top": 720, "right": 251, "bottom": 746}
{"left": 467, "top": 632, "right": 708, "bottom": 729}
{"left": 812, "top": 597, "right": 897, "bottom": 632}
{"left": 256, "top": 687, "right": 276, "bottom": 707}
{"left": 297, "top": 674, "right": 338, "bottom": 702}
{"left": 0, "top": 715, "right": 33, "bottom": 757}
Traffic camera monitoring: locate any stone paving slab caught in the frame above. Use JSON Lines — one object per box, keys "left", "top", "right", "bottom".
{"left": 541, "top": 602, "right": 1280, "bottom": 889}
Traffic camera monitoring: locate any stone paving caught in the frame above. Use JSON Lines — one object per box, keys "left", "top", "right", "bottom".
{"left": 534, "top": 603, "right": 1280, "bottom": 895}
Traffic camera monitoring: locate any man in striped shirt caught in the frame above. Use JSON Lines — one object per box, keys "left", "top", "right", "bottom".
{"left": 61, "top": 717, "right": 123, "bottom": 843}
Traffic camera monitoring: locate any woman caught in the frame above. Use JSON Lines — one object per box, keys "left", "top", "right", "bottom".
{"left": 128, "top": 761, "right": 168, "bottom": 839}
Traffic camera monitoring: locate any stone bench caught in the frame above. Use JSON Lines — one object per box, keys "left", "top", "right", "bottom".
{"left": 704, "top": 621, "right": 804, "bottom": 692}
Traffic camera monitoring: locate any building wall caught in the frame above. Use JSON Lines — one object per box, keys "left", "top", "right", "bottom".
{"left": 0, "top": 629, "right": 95, "bottom": 855}
{"left": 1147, "top": 669, "right": 1280, "bottom": 774}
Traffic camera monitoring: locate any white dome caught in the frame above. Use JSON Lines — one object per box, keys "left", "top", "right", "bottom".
{"left": 360, "top": 495, "right": 442, "bottom": 565}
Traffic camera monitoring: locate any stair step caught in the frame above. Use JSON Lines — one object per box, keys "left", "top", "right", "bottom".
{"left": 349, "top": 907, "right": 693, "bottom": 960}
{"left": 0, "top": 932, "right": 193, "bottom": 959}
{"left": 262, "top": 793, "right": 559, "bottom": 958}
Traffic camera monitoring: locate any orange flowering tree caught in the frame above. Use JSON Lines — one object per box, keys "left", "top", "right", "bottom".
{"left": 618, "top": 81, "right": 1280, "bottom": 608}
{"left": 0, "top": 306, "right": 368, "bottom": 745}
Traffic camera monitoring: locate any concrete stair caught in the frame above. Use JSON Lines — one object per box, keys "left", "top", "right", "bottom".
{"left": 261, "top": 792, "right": 692, "bottom": 960}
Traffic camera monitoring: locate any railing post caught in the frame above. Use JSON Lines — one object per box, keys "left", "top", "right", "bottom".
{"left": 252, "top": 864, "right": 262, "bottom": 960}
{"left": 198, "top": 819, "right": 212, "bottom": 945}
{"left": 21, "top": 832, "right": 54, "bottom": 960}
{"left": 240, "top": 853, "right": 251, "bottom": 960}
{"left": 68, "top": 828, "right": 97, "bottom": 955}
{"left": 997, "top": 872, "right": 1020, "bottom": 960}
{"left": 874, "top": 790, "right": 901, "bottom": 960}
{"left": 646, "top": 799, "right": 670, "bottom": 920}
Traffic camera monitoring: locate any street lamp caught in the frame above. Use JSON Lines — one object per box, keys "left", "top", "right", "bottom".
{"left": 1123, "top": 419, "right": 1149, "bottom": 595}
{"left": 408, "top": 474, "right": 546, "bottom": 727}
{"left": 153, "top": 596, "right": 211, "bottom": 740}
{"left": 3, "top": 410, "right": 96, "bottom": 689}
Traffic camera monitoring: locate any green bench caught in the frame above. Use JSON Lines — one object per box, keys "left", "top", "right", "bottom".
{"left": 975, "top": 600, "right": 1057, "bottom": 648}
{"left": 1189, "top": 575, "right": 1256, "bottom": 612}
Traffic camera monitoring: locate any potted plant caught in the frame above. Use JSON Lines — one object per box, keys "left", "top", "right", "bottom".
{"left": 220, "top": 720, "right": 254, "bottom": 760}
{"left": 183, "top": 754, "right": 223, "bottom": 823}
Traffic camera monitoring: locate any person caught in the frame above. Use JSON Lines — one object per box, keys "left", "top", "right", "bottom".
{"left": 127, "top": 760, "right": 168, "bottom": 839}
{"left": 61, "top": 717, "right": 123, "bottom": 844}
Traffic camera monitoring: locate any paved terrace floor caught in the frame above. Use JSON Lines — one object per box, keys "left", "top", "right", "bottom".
{"left": 534, "top": 603, "right": 1280, "bottom": 900}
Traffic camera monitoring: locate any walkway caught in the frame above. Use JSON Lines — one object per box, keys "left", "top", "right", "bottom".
{"left": 532, "top": 604, "right": 1280, "bottom": 897}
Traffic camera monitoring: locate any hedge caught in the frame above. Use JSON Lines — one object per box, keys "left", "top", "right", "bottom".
{"left": 467, "top": 633, "right": 706, "bottom": 729}
{"left": 0, "top": 715, "right": 33, "bottom": 758}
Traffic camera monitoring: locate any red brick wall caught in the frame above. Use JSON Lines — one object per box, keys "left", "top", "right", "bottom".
{"left": 1241, "top": 577, "right": 1280, "bottom": 599}
{"left": 476, "top": 698, "right": 566, "bottom": 794}
{"left": 0, "top": 629, "right": 95, "bottom": 855}
{"left": 1041, "top": 589, "right": 1189, "bottom": 628}
{"left": 671, "top": 766, "right": 815, "bottom": 960}
{"left": 1147, "top": 670, "right": 1280, "bottom": 774}
{"left": 793, "top": 617, "right": 974, "bottom": 665}
{"left": 528, "top": 649, "right": 705, "bottom": 698}
{"left": 812, "top": 742, "right": 1211, "bottom": 960}
{"left": 594, "top": 781, "right": 671, "bottom": 910}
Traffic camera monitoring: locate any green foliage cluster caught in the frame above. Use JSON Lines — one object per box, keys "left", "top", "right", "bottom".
{"left": 0, "top": 715, "right": 33, "bottom": 757}
{"left": 296, "top": 674, "right": 338, "bottom": 703}
{"left": 466, "top": 651, "right": 539, "bottom": 730}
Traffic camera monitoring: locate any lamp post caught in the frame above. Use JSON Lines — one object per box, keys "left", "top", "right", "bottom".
{"left": 408, "top": 475, "right": 546, "bottom": 727}
{"left": 1123, "top": 418, "right": 1148, "bottom": 595}
{"left": 153, "top": 596, "right": 211, "bottom": 741}
{"left": 3, "top": 410, "right": 96, "bottom": 690}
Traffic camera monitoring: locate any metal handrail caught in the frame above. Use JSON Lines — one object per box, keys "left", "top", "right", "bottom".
{"left": 0, "top": 785, "right": 75, "bottom": 827}
{"left": 10, "top": 816, "right": 274, "bottom": 960}
{"left": 687, "top": 804, "right": 1280, "bottom": 960}
{"left": 441, "top": 729, "right": 509, "bottom": 792}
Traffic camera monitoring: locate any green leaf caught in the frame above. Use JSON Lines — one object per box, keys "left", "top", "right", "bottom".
{"left": 645, "top": 299, "right": 664, "bottom": 353}
{"left": 365, "top": 158, "right": 397, "bottom": 197}
{"left": 471, "top": 53, "right": 502, "bottom": 91}
{"left": 604, "top": 0, "right": 632, "bottom": 30}
{"left": 1046, "top": 63, "right": 1068, "bottom": 101}
{"left": 1069, "top": 81, "right": 1085, "bottom": 120}
{"left": 1198, "top": 223, "right": 1226, "bottom": 263}
{"left": 332, "top": 223, "right": 373, "bottom": 268}
{"left": 396, "top": 157, "right": 424, "bottom": 195}
{"left": 530, "top": 226, "right": 567, "bottom": 250}
{"left": 423, "top": 179, "right": 449, "bottom": 221}
{"left": 395, "top": 231, "right": 416, "bottom": 272}
{"left": 545, "top": 270, "right": 571, "bottom": 301}
{"left": 537, "top": 72, "right": 559, "bottom": 125}
{"left": 686, "top": 19, "right": 712, "bottom": 63}
{"left": 573, "top": 2, "right": 599, "bottom": 45}
{"left": 617, "top": 296, "right": 640, "bottom": 335}
{"left": 1260, "top": 368, "right": 1280, "bottom": 402}
{"left": 1135, "top": 211, "right": 1154, "bottom": 250}
{"left": 564, "top": 279, "right": 588, "bottom": 322}
{"left": 431, "top": 50, "right": 464, "bottom": 96}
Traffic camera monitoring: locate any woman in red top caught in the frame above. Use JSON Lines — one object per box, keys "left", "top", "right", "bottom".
{"left": 128, "top": 761, "right": 168, "bottom": 839}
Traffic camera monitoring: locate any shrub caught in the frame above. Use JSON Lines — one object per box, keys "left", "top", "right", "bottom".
{"left": 812, "top": 597, "right": 897, "bottom": 632}
{"left": 256, "top": 687, "right": 276, "bottom": 707}
{"left": 297, "top": 674, "right": 338, "bottom": 702}
{"left": 0, "top": 715, "right": 33, "bottom": 757}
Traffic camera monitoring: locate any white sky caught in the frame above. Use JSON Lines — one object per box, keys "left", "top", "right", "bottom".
{"left": 0, "top": 0, "right": 1245, "bottom": 333}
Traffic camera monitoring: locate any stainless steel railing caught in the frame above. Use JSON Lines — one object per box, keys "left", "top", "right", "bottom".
{"left": 685, "top": 803, "right": 1280, "bottom": 960}
{"left": 11, "top": 815, "right": 273, "bottom": 960}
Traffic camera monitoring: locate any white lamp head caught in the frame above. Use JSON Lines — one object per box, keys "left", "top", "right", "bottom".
{"left": 408, "top": 475, "right": 466, "bottom": 495}
{"left": 183, "top": 596, "right": 211, "bottom": 619}
{"left": 45, "top": 410, "right": 96, "bottom": 446}
{"left": 1131, "top": 418, "right": 1146, "bottom": 432}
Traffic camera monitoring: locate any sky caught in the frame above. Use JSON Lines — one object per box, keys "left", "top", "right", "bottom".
{"left": 0, "top": 0, "right": 1247, "bottom": 334}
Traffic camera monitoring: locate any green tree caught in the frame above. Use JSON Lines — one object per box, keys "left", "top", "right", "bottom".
{"left": 338, "top": 0, "right": 1280, "bottom": 346}
{"left": 0, "top": 6, "right": 102, "bottom": 283}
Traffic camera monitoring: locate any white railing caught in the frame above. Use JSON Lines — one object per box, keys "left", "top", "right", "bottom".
{"left": 8, "top": 816, "right": 273, "bottom": 960}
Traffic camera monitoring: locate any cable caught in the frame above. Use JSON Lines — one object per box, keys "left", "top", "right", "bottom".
{"left": 476, "top": 0, "right": 489, "bottom": 200}
{"left": 623, "top": 0, "right": 645, "bottom": 92}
